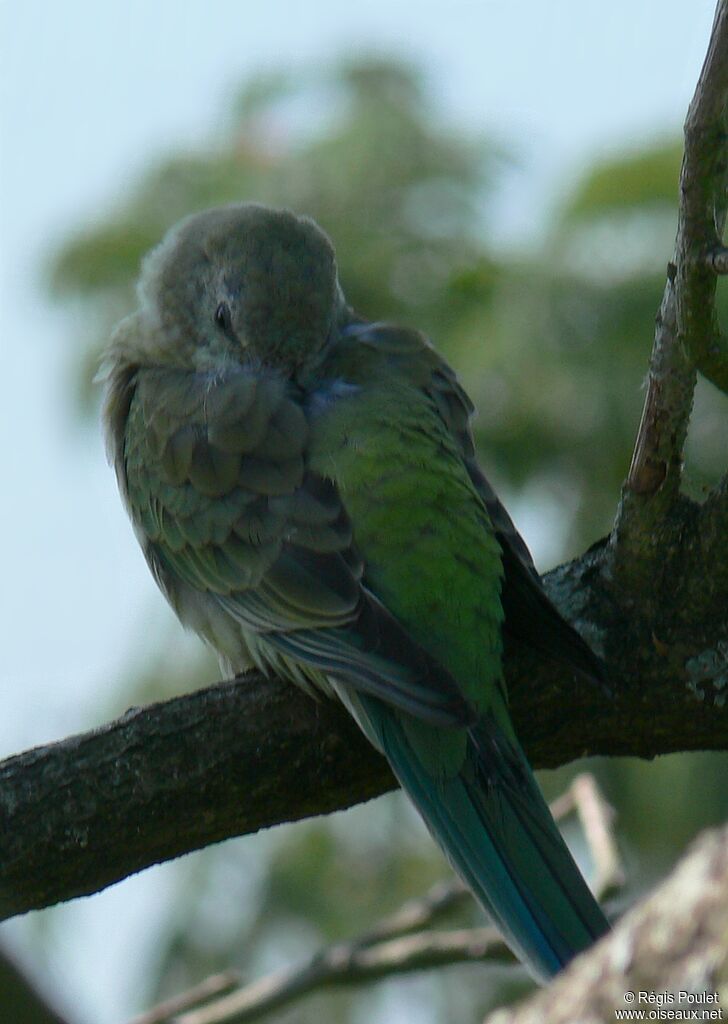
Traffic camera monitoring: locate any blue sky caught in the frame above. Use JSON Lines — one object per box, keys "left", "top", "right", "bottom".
{"left": 0, "top": 1, "right": 718, "bottom": 1020}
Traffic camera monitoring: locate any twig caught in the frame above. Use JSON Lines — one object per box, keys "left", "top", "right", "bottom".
{"left": 352, "top": 876, "right": 470, "bottom": 947}
{"left": 129, "top": 974, "right": 240, "bottom": 1024}
{"left": 550, "top": 773, "right": 624, "bottom": 898}
{"left": 611, "top": 0, "right": 728, "bottom": 582}
{"left": 172, "top": 930, "right": 511, "bottom": 1024}
{"left": 132, "top": 774, "right": 623, "bottom": 1024}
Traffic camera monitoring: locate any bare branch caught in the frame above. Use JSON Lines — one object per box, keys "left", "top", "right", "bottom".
{"left": 549, "top": 774, "right": 624, "bottom": 899}
{"left": 172, "top": 930, "right": 510, "bottom": 1024}
{"left": 678, "top": 0, "right": 728, "bottom": 394}
{"left": 2, "top": 530, "right": 726, "bottom": 924}
{"left": 0, "top": 675, "right": 394, "bottom": 923}
{"left": 129, "top": 775, "right": 624, "bottom": 1024}
{"left": 348, "top": 877, "right": 470, "bottom": 948}
{"left": 129, "top": 975, "right": 239, "bottom": 1024}
{"left": 611, "top": 0, "right": 728, "bottom": 585}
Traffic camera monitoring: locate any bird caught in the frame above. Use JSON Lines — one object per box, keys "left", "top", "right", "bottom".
{"left": 102, "top": 202, "right": 610, "bottom": 982}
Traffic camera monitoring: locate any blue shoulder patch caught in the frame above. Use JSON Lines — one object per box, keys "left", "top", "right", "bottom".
{"left": 307, "top": 378, "right": 361, "bottom": 416}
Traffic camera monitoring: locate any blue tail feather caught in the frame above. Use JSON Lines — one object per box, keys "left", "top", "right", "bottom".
{"left": 342, "top": 689, "right": 609, "bottom": 982}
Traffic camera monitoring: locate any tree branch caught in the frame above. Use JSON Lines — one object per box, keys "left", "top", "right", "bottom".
{"left": 0, "top": 673, "right": 393, "bottom": 923}
{"left": 483, "top": 824, "right": 728, "bottom": 1024}
{"left": 171, "top": 930, "right": 510, "bottom": 1024}
{"left": 1, "top": 532, "right": 726, "bottom": 924}
{"left": 610, "top": 0, "right": 728, "bottom": 590}
{"left": 548, "top": 774, "right": 624, "bottom": 899}
{"left": 677, "top": 0, "right": 728, "bottom": 394}
{"left": 129, "top": 775, "right": 623, "bottom": 1024}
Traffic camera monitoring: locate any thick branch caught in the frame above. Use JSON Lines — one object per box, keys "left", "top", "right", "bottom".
{"left": 1, "top": 537, "right": 726, "bottom": 924}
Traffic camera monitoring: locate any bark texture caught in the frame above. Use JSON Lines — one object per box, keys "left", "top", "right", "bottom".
{"left": 485, "top": 826, "right": 728, "bottom": 1024}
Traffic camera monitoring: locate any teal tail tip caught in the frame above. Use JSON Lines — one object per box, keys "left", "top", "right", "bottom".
{"left": 465, "top": 721, "right": 611, "bottom": 981}
{"left": 373, "top": 704, "right": 610, "bottom": 983}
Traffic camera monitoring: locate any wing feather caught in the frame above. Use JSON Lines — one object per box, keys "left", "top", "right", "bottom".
{"left": 120, "top": 362, "right": 471, "bottom": 727}
{"left": 350, "top": 322, "right": 606, "bottom": 684}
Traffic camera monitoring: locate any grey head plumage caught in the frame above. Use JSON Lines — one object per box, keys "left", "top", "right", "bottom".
{"left": 112, "top": 203, "right": 344, "bottom": 376}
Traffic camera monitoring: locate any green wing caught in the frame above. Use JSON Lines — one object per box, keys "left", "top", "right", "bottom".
{"left": 430, "top": 358, "right": 606, "bottom": 683}
{"left": 344, "top": 321, "right": 606, "bottom": 684}
{"left": 119, "top": 362, "right": 470, "bottom": 726}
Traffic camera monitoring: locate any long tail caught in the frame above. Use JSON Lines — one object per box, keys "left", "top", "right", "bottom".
{"left": 340, "top": 689, "right": 609, "bottom": 982}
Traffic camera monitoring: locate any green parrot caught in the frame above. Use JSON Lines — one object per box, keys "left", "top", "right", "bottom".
{"left": 103, "top": 203, "right": 609, "bottom": 982}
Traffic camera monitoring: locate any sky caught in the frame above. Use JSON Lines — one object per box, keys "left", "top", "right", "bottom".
{"left": 0, "top": 1, "right": 719, "bottom": 1021}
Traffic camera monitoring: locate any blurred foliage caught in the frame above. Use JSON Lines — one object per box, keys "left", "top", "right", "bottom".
{"left": 561, "top": 139, "right": 684, "bottom": 218}
{"left": 45, "top": 54, "right": 728, "bottom": 1024}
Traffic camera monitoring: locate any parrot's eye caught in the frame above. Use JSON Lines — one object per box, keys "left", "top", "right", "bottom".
{"left": 214, "top": 302, "right": 233, "bottom": 335}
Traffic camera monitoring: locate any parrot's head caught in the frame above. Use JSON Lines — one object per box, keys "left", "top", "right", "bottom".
{"left": 119, "top": 203, "right": 342, "bottom": 376}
